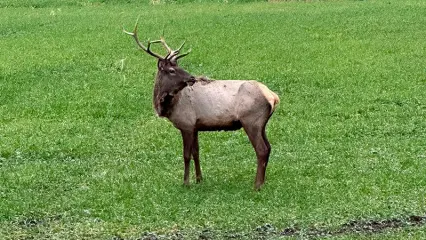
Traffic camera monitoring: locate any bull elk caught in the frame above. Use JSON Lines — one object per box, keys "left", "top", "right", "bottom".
{"left": 123, "top": 22, "right": 280, "bottom": 190}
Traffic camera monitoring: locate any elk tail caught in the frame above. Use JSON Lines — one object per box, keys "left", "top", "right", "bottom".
{"left": 256, "top": 82, "right": 280, "bottom": 114}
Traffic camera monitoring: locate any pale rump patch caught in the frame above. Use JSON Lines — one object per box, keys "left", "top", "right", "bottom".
{"left": 255, "top": 82, "right": 280, "bottom": 113}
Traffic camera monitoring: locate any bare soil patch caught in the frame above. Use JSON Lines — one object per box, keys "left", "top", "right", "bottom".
{"left": 108, "top": 214, "right": 426, "bottom": 239}
{"left": 281, "top": 215, "right": 426, "bottom": 238}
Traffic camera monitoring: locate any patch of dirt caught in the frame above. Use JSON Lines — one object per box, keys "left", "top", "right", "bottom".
{"left": 128, "top": 215, "right": 426, "bottom": 239}
{"left": 281, "top": 215, "right": 426, "bottom": 238}
{"left": 22, "top": 214, "right": 423, "bottom": 240}
{"left": 17, "top": 214, "right": 62, "bottom": 228}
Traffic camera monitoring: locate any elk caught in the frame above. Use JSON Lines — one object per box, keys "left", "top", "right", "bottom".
{"left": 123, "top": 22, "right": 280, "bottom": 190}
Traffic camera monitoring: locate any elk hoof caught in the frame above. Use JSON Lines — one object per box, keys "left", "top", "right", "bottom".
{"left": 183, "top": 180, "right": 190, "bottom": 187}
{"left": 255, "top": 182, "right": 264, "bottom": 191}
{"left": 196, "top": 176, "right": 203, "bottom": 183}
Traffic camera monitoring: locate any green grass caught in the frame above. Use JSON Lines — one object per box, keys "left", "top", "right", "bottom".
{"left": 1, "top": 0, "right": 426, "bottom": 239}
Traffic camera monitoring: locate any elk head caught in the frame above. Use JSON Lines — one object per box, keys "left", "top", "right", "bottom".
{"left": 123, "top": 22, "right": 195, "bottom": 115}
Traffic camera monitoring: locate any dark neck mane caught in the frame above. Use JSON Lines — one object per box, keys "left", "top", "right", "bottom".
{"left": 195, "top": 76, "right": 214, "bottom": 84}
{"left": 153, "top": 76, "right": 214, "bottom": 117}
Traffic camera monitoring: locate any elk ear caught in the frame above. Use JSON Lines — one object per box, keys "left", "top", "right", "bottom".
{"left": 157, "top": 60, "right": 165, "bottom": 71}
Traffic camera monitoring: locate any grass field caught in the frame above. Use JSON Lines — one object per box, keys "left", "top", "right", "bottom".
{"left": 1, "top": 0, "right": 426, "bottom": 239}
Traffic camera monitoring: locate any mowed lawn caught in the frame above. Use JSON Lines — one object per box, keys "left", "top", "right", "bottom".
{"left": 1, "top": 0, "right": 426, "bottom": 239}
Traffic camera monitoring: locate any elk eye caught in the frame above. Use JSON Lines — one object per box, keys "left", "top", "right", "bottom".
{"left": 169, "top": 68, "right": 176, "bottom": 74}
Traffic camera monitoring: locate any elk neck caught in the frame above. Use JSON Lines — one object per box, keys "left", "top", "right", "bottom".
{"left": 153, "top": 74, "right": 211, "bottom": 118}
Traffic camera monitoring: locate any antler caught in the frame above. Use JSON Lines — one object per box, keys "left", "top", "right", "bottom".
{"left": 123, "top": 22, "right": 164, "bottom": 60}
{"left": 170, "top": 46, "right": 192, "bottom": 63}
{"left": 123, "top": 20, "right": 191, "bottom": 62}
{"left": 167, "top": 40, "right": 192, "bottom": 63}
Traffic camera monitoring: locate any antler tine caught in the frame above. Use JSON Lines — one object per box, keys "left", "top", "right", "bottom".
{"left": 165, "top": 40, "right": 188, "bottom": 61}
{"left": 160, "top": 36, "right": 173, "bottom": 54}
{"left": 176, "top": 41, "right": 186, "bottom": 52}
{"left": 159, "top": 36, "right": 190, "bottom": 61}
{"left": 170, "top": 48, "right": 192, "bottom": 63}
{"left": 123, "top": 22, "right": 164, "bottom": 60}
{"left": 160, "top": 36, "right": 184, "bottom": 61}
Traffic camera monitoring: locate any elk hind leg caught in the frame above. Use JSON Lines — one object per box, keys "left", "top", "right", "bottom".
{"left": 260, "top": 127, "right": 271, "bottom": 184}
{"left": 243, "top": 124, "right": 271, "bottom": 190}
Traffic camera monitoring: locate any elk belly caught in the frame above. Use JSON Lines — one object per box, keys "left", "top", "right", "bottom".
{"left": 190, "top": 80, "right": 246, "bottom": 131}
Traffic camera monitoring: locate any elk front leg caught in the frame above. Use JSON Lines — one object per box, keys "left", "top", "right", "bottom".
{"left": 181, "top": 130, "right": 194, "bottom": 186}
{"left": 192, "top": 132, "right": 203, "bottom": 183}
